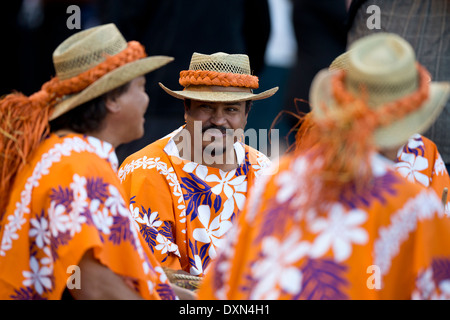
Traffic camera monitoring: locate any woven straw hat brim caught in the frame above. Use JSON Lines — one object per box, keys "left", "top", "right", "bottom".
{"left": 158, "top": 82, "right": 278, "bottom": 103}
{"left": 310, "top": 69, "right": 450, "bottom": 148}
{"left": 50, "top": 55, "right": 174, "bottom": 120}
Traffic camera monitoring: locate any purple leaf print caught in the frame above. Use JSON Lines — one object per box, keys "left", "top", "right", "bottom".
{"left": 339, "top": 171, "right": 401, "bottom": 209}
{"left": 50, "top": 186, "right": 73, "bottom": 208}
{"left": 432, "top": 257, "right": 450, "bottom": 285}
{"left": 296, "top": 258, "right": 349, "bottom": 300}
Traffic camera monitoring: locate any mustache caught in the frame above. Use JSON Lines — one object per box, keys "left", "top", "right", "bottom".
{"left": 202, "top": 126, "right": 232, "bottom": 134}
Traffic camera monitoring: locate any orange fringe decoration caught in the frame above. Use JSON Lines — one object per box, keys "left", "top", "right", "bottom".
{"left": 0, "top": 41, "right": 147, "bottom": 216}
{"left": 179, "top": 70, "right": 259, "bottom": 89}
{"left": 294, "top": 64, "right": 430, "bottom": 211}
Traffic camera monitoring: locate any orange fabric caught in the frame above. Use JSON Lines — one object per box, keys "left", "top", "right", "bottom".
{"left": 118, "top": 127, "right": 271, "bottom": 276}
{"left": 395, "top": 134, "right": 450, "bottom": 215}
{"left": 0, "top": 41, "right": 146, "bottom": 216}
{"left": 0, "top": 133, "right": 176, "bottom": 300}
{"left": 197, "top": 152, "right": 450, "bottom": 300}
{"left": 179, "top": 70, "right": 259, "bottom": 89}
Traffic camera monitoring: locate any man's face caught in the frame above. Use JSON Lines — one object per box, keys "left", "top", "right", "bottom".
{"left": 184, "top": 100, "right": 249, "bottom": 156}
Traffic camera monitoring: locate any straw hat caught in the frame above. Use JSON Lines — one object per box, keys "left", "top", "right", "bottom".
{"left": 159, "top": 52, "right": 278, "bottom": 103}
{"left": 49, "top": 23, "right": 174, "bottom": 120}
{"left": 310, "top": 32, "right": 450, "bottom": 148}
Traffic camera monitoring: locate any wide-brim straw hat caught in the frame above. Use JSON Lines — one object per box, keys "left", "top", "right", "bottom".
{"left": 159, "top": 52, "right": 278, "bottom": 103}
{"left": 49, "top": 23, "right": 174, "bottom": 120}
{"left": 310, "top": 32, "right": 450, "bottom": 149}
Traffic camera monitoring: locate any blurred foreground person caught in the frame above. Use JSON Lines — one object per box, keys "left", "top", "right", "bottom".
{"left": 0, "top": 23, "right": 194, "bottom": 299}
{"left": 198, "top": 33, "right": 450, "bottom": 300}
{"left": 329, "top": 51, "right": 450, "bottom": 214}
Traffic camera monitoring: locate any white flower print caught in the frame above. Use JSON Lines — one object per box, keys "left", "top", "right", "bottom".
{"left": 91, "top": 204, "right": 114, "bottom": 234}
{"left": 250, "top": 230, "right": 309, "bottom": 300}
{"left": 87, "top": 136, "right": 113, "bottom": 159}
{"left": 154, "top": 266, "right": 169, "bottom": 283}
{"left": 276, "top": 157, "right": 309, "bottom": 204}
{"left": 192, "top": 205, "right": 233, "bottom": 260}
{"left": 232, "top": 179, "right": 247, "bottom": 211}
{"left": 205, "top": 170, "right": 246, "bottom": 199}
{"left": 7, "top": 210, "right": 27, "bottom": 232}
{"left": 155, "top": 233, "right": 180, "bottom": 256}
{"left": 67, "top": 207, "right": 87, "bottom": 237}
{"left": 147, "top": 211, "right": 162, "bottom": 229}
{"left": 40, "top": 247, "right": 54, "bottom": 267}
{"left": 48, "top": 201, "right": 69, "bottom": 237}
{"left": 309, "top": 204, "right": 368, "bottom": 262}
{"left": 412, "top": 267, "right": 449, "bottom": 300}
{"left": 29, "top": 216, "right": 50, "bottom": 249}
{"left": 251, "top": 154, "right": 272, "bottom": 177}
{"left": 22, "top": 256, "right": 52, "bottom": 295}
{"left": 182, "top": 162, "right": 209, "bottom": 180}
{"left": 70, "top": 174, "right": 88, "bottom": 202}
{"left": 0, "top": 224, "right": 20, "bottom": 254}
{"left": 434, "top": 154, "right": 446, "bottom": 176}
{"left": 406, "top": 134, "right": 424, "bottom": 149}
{"left": 129, "top": 203, "right": 142, "bottom": 230}
{"left": 105, "top": 185, "right": 129, "bottom": 216}
{"left": 189, "top": 255, "right": 204, "bottom": 276}
{"left": 395, "top": 153, "right": 430, "bottom": 187}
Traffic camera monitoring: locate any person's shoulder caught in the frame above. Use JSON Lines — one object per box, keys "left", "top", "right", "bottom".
{"left": 121, "top": 137, "right": 169, "bottom": 165}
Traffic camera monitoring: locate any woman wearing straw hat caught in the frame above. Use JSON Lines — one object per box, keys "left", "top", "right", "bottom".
{"left": 329, "top": 50, "right": 450, "bottom": 215}
{"left": 118, "top": 52, "right": 278, "bottom": 286}
{"left": 197, "top": 33, "right": 450, "bottom": 300}
{"left": 0, "top": 23, "right": 195, "bottom": 300}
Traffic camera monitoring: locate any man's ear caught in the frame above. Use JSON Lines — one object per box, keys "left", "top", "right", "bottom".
{"left": 104, "top": 96, "right": 121, "bottom": 113}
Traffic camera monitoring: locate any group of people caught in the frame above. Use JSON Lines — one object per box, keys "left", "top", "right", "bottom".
{"left": 0, "top": 20, "right": 449, "bottom": 300}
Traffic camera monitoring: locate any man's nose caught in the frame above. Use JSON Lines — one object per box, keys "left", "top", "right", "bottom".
{"left": 210, "top": 109, "right": 227, "bottom": 126}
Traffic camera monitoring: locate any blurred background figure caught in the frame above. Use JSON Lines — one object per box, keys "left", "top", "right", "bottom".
{"left": 0, "top": 0, "right": 99, "bottom": 97}
{"left": 281, "top": 0, "right": 348, "bottom": 147}
{"left": 346, "top": 0, "right": 450, "bottom": 174}
{"left": 245, "top": 0, "right": 297, "bottom": 155}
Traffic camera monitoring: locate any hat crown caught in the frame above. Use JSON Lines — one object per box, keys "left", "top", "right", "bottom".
{"left": 344, "top": 33, "right": 418, "bottom": 107}
{"left": 52, "top": 23, "right": 127, "bottom": 80}
{"left": 188, "top": 52, "right": 252, "bottom": 75}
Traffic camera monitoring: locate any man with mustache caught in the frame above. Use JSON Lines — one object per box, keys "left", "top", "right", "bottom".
{"left": 118, "top": 52, "right": 278, "bottom": 287}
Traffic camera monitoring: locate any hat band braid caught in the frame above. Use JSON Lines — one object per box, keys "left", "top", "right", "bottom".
{"left": 179, "top": 70, "right": 259, "bottom": 89}
{"left": 38, "top": 41, "right": 147, "bottom": 108}
{"left": 332, "top": 63, "right": 430, "bottom": 129}
{"left": 0, "top": 41, "right": 147, "bottom": 215}
{"left": 292, "top": 63, "right": 431, "bottom": 214}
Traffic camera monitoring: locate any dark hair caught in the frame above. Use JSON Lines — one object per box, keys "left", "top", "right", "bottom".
{"left": 49, "top": 82, "right": 131, "bottom": 134}
{"left": 184, "top": 99, "right": 253, "bottom": 114}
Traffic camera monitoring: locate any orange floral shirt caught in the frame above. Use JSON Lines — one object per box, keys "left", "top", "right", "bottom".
{"left": 0, "top": 133, "right": 176, "bottom": 300}
{"left": 395, "top": 134, "right": 450, "bottom": 215}
{"left": 118, "top": 126, "right": 271, "bottom": 276}
{"left": 198, "top": 152, "right": 450, "bottom": 300}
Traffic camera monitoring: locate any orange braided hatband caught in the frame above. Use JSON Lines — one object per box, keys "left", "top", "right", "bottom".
{"left": 293, "top": 63, "right": 431, "bottom": 213}
{"left": 179, "top": 70, "right": 259, "bottom": 89}
{"left": 0, "top": 41, "right": 147, "bottom": 215}
{"left": 331, "top": 63, "right": 430, "bottom": 129}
